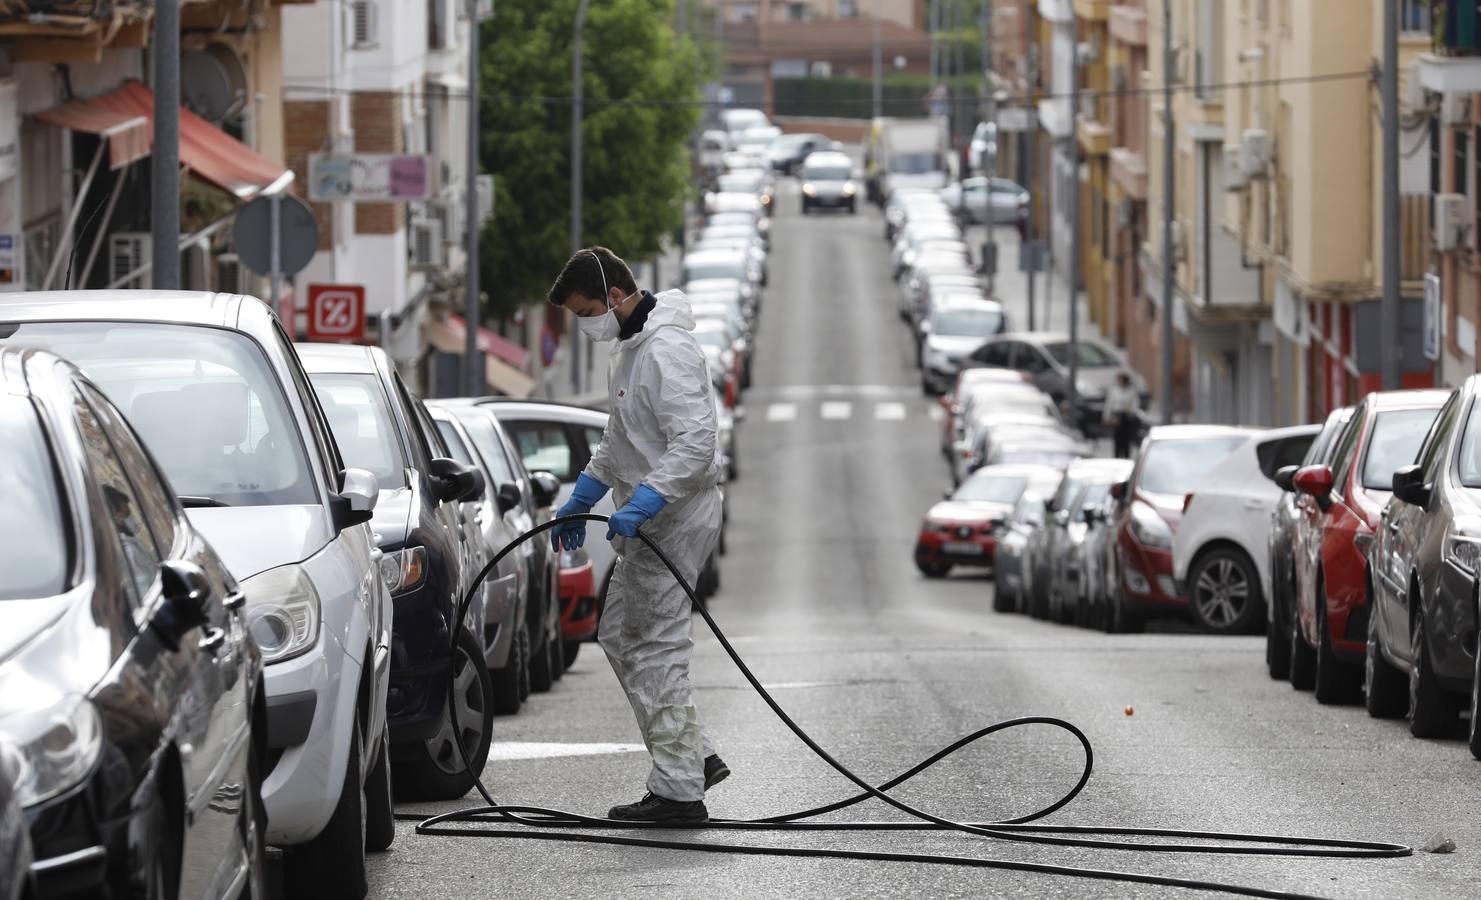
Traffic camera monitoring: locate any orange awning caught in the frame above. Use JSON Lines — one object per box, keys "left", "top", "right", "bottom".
{"left": 35, "top": 81, "right": 292, "bottom": 198}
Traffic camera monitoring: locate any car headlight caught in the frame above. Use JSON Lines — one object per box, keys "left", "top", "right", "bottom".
{"left": 1444, "top": 532, "right": 1481, "bottom": 574}
{"left": 802, "top": 183, "right": 817, "bottom": 196}
{"left": 0, "top": 694, "right": 103, "bottom": 808}
{"left": 1129, "top": 502, "right": 1173, "bottom": 550}
{"left": 241, "top": 564, "right": 322, "bottom": 664}
{"left": 842, "top": 183, "right": 857, "bottom": 196}
{"left": 378, "top": 546, "right": 428, "bottom": 597}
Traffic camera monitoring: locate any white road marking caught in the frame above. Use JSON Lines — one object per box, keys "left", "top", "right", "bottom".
{"left": 488, "top": 742, "right": 647, "bottom": 761}
{"left": 766, "top": 402, "right": 798, "bottom": 422}
{"left": 874, "top": 402, "right": 907, "bottom": 420}
{"left": 820, "top": 401, "right": 853, "bottom": 420}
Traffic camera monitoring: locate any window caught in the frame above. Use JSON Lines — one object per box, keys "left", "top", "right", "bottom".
{"left": 435, "top": 420, "right": 476, "bottom": 467}
{"left": 1400, "top": 0, "right": 1432, "bottom": 34}
{"left": 0, "top": 397, "right": 69, "bottom": 601}
{"left": 310, "top": 373, "right": 409, "bottom": 489}
{"left": 80, "top": 383, "right": 177, "bottom": 555}
{"left": 1041, "top": 341, "right": 1120, "bottom": 367}
{"left": 1328, "top": 412, "right": 1365, "bottom": 489}
{"left": 584, "top": 426, "right": 605, "bottom": 460}
{"left": 953, "top": 472, "right": 1029, "bottom": 504}
{"left": 456, "top": 412, "right": 519, "bottom": 488}
{"left": 972, "top": 341, "right": 1015, "bottom": 367}
{"left": 74, "top": 388, "right": 160, "bottom": 606}
{"left": 505, "top": 421, "right": 574, "bottom": 481}
{"left": 1419, "top": 392, "right": 1461, "bottom": 482}
{"left": 785, "top": 2, "right": 806, "bottom": 22}
{"left": 1361, "top": 407, "right": 1444, "bottom": 490}
{"left": 1255, "top": 432, "right": 1316, "bottom": 479}
{"left": 839, "top": 0, "right": 858, "bottom": 18}
{"left": 1138, "top": 436, "right": 1250, "bottom": 496}
{"left": 1430, "top": 117, "right": 1442, "bottom": 232}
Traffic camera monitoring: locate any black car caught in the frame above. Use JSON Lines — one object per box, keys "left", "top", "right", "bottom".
{"left": 766, "top": 132, "right": 833, "bottom": 175}
{"left": 0, "top": 347, "right": 265, "bottom": 899}
{"left": 1266, "top": 406, "right": 1354, "bottom": 679}
{"left": 1367, "top": 377, "right": 1481, "bottom": 755}
{"left": 298, "top": 345, "right": 493, "bottom": 800}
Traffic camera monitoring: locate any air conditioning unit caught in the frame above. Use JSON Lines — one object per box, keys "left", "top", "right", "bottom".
{"left": 1167, "top": 220, "right": 1187, "bottom": 263}
{"left": 215, "top": 253, "right": 243, "bottom": 294}
{"left": 351, "top": 0, "right": 379, "bottom": 48}
{"left": 1443, "top": 92, "right": 1472, "bottom": 126}
{"left": 1223, "top": 145, "right": 1249, "bottom": 191}
{"left": 109, "top": 233, "right": 151, "bottom": 289}
{"left": 1117, "top": 197, "right": 1136, "bottom": 228}
{"left": 1434, "top": 193, "right": 1469, "bottom": 251}
{"left": 1406, "top": 60, "right": 1427, "bottom": 114}
{"left": 411, "top": 217, "right": 446, "bottom": 270}
{"left": 1111, "top": 64, "right": 1128, "bottom": 92}
{"left": 1240, "top": 128, "right": 1271, "bottom": 179}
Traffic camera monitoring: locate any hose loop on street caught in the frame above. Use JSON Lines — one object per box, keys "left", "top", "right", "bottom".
{"left": 394, "top": 514, "right": 1412, "bottom": 900}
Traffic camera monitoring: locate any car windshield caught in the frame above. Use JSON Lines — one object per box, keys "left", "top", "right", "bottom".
{"left": 3, "top": 322, "right": 317, "bottom": 507}
{"left": 954, "top": 472, "right": 1028, "bottom": 504}
{"left": 1138, "top": 436, "right": 1248, "bottom": 496}
{"left": 1362, "top": 407, "right": 1442, "bottom": 490}
{"left": 718, "top": 173, "right": 762, "bottom": 192}
{"left": 1074, "top": 483, "right": 1111, "bottom": 514}
{"left": 685, "top": 258, "right": 747, "bottom": 281}
{"left": 310, "top": 373, "right": 408, "bottom": 489}
{"left": 804, "top": 166, "right": 851, "bottom": 181}
{"left": 933, "top": 309, "right": 1004, "bottom": 337}
{"left": 891, "top": 152, "right": 942, "bottom": 174}
{"left": 453, "top": 411, "right": 519, "bottom": 487}
{"left": 1042, "top": 341, "right": 1120, "bottom": 367}
{"left": 0, "top": 398, "right": 68, "bottom": 601}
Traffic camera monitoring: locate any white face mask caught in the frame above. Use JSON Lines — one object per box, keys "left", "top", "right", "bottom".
{"left": 576, "top": 250, "right": 634, "bottom": 342}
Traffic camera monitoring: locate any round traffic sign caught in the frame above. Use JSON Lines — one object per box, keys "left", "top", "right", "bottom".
{"left": 233, "top": 193, "right": 320, "bottom": 278}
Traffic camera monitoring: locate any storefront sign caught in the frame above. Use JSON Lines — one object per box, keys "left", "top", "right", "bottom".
{"left": 0, "top": 81, "right": 17, "bottom": 182}
{"left": 1423, "top": 272, "right": 1441, "bottom": 361}
{"left": 308, "top": 153, "right": 432, "bottom": 202}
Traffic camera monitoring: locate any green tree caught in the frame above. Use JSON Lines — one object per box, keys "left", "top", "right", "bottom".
{"left": 478, "top": 0, "right": 703, "bottom": 321}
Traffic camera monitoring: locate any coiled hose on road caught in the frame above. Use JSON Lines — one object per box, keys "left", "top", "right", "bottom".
{"left": 394, "top": 514, "right": 1410, "bottom": 899}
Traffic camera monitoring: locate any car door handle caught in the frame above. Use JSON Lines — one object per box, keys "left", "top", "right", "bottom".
{"left": 198, "top": 626, "right": 226, "bottom": 653}
{"left": 224, "top": 590, "right": 246, "bottom": 612}
{"left": 1387, "top": 521, "right": 1400, "bottom": 533}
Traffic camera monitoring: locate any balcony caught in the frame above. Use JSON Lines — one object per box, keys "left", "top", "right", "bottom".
{"left": 1073, "top": 0, "right": 1110, "bottom": 22}
{"left": 1078, "top": 116, "right": 1111, "bottom": 156}
{"left": 0, "top": 1, "right": 215, "bottom": 63}
{"left": 1109, "top": 4, "right": 1148, "bottom": 47}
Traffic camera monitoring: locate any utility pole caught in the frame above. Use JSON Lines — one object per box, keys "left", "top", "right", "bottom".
{"left": 929, "top": 0, "right": 939, "bottom": 88}
{"left": 151, "top": 0, "right": 181, "bottom": 290}
{"left": 1160, "top": 0, "right": 1176, "bottom": 424}
{"left": 981, "top": 0, "right": 996, "bottom": 294}
{"left": 1381, "top": 0, "right": 1401, "bottom": 390}
{"left": 465, "top": 0, "right": 483, "bottom": 396}
{"left": 570, "top": 0, "right": 591, "bottom": 396}
{"left": 872, "top": 0, "right": 882, "bottom": 119}
{"left": 1067, "top": 45, "right": 1082, "bottom": 417}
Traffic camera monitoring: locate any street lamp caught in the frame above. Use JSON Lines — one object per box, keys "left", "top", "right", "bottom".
{"left": 570, "top": 0, "right": 592, "bottom": 396}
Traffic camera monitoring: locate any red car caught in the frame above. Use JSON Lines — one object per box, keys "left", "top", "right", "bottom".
{"left": 1289, "top": 389, "right": 1447, "bottom": 703}
{"left": 1108, "top": 425, "right": 1253, "bottom": 631}
{"left": 915, "top": 463, "right": 1062, "bottom": 577}
{"left": 558, "top": 548, "right": 599, "bottom": 667}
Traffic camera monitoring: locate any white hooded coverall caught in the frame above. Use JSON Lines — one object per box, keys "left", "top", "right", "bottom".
{"left": 584, "top": 289, "right": 723, "bottom": 802}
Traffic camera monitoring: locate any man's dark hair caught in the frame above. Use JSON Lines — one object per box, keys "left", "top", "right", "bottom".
{"left": 547, "top": 246, "right": 638, "bottom": 307}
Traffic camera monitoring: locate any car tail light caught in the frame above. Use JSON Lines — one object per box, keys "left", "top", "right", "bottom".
{"left": 1183, "top": 493, "right": 1195, "bottom": 513}
{"left": 724, "top": 376, "right": 737, "bottom": 408}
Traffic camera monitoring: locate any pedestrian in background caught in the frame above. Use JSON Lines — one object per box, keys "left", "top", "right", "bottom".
{"left": 1104, "top": 372, "right": 1141, "bottom": 459}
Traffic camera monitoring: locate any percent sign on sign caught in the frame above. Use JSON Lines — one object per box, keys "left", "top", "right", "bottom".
{"left": 307, "top": 284, "right": 366, "bottom": 343}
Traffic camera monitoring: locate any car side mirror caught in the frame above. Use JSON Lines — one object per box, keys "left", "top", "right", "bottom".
{"left": 331, "top": 467, "right": 380, "bottom": 531}
{"left": 1273, "top": 465, "right": 1298, "bottom": 492}
{"left": 495, "top": 482, "right": 522, "bottom": 514}
{"left": 1082, "top": 508, "right": 1098, "bottom": 524}
{"left": 1392, "top": 464, "right": 1431, "bottom": 508}
{"left": 1293, "top": 465, "right": 1335, "bottom": 511}
{"left": 431, "top": 457, "right": 485, "bottom": 504}
{"left": 151, "top": 560, "right": 213, "bottom": 652}
{"left": 1109, "top": 481, "right": 1127, "bottom": 500}
{"left": 1054, "top": 509, "right": 1070, "bottom": 526}
{"left": 529, "top": 471, "right": 561, "bottom": 508}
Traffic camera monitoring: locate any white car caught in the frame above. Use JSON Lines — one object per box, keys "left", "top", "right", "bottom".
{"left": 918, "top": 297, "right": 1009, "bottom": 394}
{"left": 1172, "top": 425, "right": 1320, "bottom": 635}
{"left": 0, "top": 292, "right": 394, "bottom": 896}
{"left": 939, "top": 177, "right": 1030, "bottom": 226}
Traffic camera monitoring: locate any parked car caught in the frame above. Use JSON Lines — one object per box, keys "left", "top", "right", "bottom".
{"left": 799, "top": 150, "right": 859, "bottom": 213}
{"left": 427, "top": 405, "right": 533, "bottom": 713}
{"left": 685, "top": 277, "right": 758, "bottom": 322}
{"left": 1172, "top": 425, "right": 1319, "bottom": 635}
{"left": 767, "top": 132, "right": 832, "bottom": 174}
{"left": 939, "top": 176, "right": 1030, "bottom": 225}
{"left": 938, "top": 366, "right": 1034, "bottom": 458}
{"left": 1367, "top": 378, "right": 1481, "bottom": 751}
{"left": 691, "top": 236, "right": 769, "bottom": 287}
{"left": 707, "top": 209, "right": 771, "bottom": 245}
{"left": 0, "top": 292, "right": 394, "bottom": 896}
{"left": 1042, "top": 459, "right": 1137, "bottom": 624}
{"left": 916, "top": 463, "right": 1061, "bottom": 578}
{"left": 893, "top": 220, "right": 969, "bottom": 280}
{"left": 993, "top": 489, "right": 1052, "bottom": 614}
{"left": 433, "top": 403, "right": 566, "bottom": 685}
{"left": 708, "top": 167, "right": 775, "bottom": 215}
{"left": 683, "top": 247, "right": 763, "bottom": 300}
{"left": 1080, "top": 491, "right": 1124, "bottom": 631}
{"left": 299, "top": 344, "right": 495, "bottom": 800}
{"left": 0, "top": 347, "right": 269, "bottom": 900}
{"left": 967, "top": 120, "right": 998, "bottom": 173}
{"left": 1107, "top": 426, "right": 1254, "bottom": 632}
{"left": 0, "top": 741, "right": 33, "bottom": 900}
{"left": 918, "top": 297, "right": 1010, "bottom": 394}
{"left": 1289, "top": 389, "right": 1447, "bottom": 704}
{"left": 952, "top": 407, "right": 1068, "bottom": 485}
{"left": 720, "top": 107, "right": 770, "bottom": 142}
{"left": 966, "top": 333, "right": 1148, "bottom": 435}
{"left": 884, "top": 189, "right": 952, "bottom": 242}
{"left": 556, "top": 547, "right": 599, "bottom": 666}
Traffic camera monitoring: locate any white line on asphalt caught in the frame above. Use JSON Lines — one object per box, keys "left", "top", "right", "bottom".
{"left": 820, "top": 401, "right": 853, "bottom": 420}
{"left": 766, "top": 402, "right": 798, "bottom": 422}
{"left": 874, "top": 402, "right": 907, "bottom": 420}
{"left": 488, "top": 742, "right": 647, "bottom": 761}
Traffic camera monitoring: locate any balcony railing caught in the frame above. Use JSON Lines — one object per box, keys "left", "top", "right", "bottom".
{"left": 1435, "top": 0, "right": 1481, "bottom": 53}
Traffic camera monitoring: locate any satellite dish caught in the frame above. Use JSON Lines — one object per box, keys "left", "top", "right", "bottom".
{"left": 182, "top": 45, "right": 247, "bottom": 124}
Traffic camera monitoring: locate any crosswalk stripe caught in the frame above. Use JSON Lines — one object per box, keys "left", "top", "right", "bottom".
{"left": 820, "top": 401, "right": 853, "bottom": 420}
{"left": 874, "top": 402, "right": 907, "bottom": 420}
{"left": 766, "top": 402, "right": 798, "bottom": 422}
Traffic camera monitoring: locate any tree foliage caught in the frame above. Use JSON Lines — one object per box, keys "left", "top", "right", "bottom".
{"left": 478, "top": 0, "right": 702, "bottom": 320}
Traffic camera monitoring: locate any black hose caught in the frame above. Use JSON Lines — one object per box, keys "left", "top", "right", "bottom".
{"left": 393, "top": 514, "right": 1411, "bottom": 899}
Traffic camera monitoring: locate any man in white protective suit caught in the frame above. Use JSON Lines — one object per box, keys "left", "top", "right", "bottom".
{"left": 546, "top": 246, "right": 728, "bottom": 824}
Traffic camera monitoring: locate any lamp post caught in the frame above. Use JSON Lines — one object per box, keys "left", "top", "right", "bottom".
{"left": 570, "top": 0, "right": 592, "bottom": 395}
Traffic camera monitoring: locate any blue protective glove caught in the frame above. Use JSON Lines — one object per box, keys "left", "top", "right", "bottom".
{"left": 552, "top": 473, "right": 609, "bottom": 551}
{"left": 605, "top": 484, "right": 668, "bottom": 540}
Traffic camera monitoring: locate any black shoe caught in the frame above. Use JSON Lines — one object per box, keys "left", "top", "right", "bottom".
{"left": 704, "top": 754, "right": 730, "bottom": 791}
{"left": 608, "top": 793, "right": 708, "bottom": 824}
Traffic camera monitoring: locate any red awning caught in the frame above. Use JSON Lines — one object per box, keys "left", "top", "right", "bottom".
{"left": 447, "top": 315, "right": 530, "bottom": 369}
{"left": 35, "top": 81, "right": 291, "bottom": 198}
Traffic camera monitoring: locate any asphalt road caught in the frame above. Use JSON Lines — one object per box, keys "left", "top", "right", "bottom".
{"left": 362, "top": 181, "right": 1479, "bottom": 900}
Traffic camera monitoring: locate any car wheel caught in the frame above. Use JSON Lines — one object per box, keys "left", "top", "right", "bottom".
{"left": 240, "top": 716, "right": 268, "bottom": 899}
{"left": 1188, "top": 550, "right": 1263, "bottom": 635}
{"left": 548, "top": 608, "right": 566, "bottom": 680}
{"left": 1313, "top": 596, "right": 1360, "bottom": 705}
{"left": 917, "top": 561, "right": 951, "bottom": 579}
{"left": 1364, "top": 593, "right": 1406, "bottom": 719}
{"left": 1468, "top": 600, "right": 1481, "bottom": 759}
{"left": 563, "top": 639, "right": 582, "bottom": 668}
{"left": 492, "top": 623, "right": 528, "bottom": 714}
{"left": 529, "top": 617, "right": 555, "bottom": 692}
{"left": 1288, "top": 612, "right": 1316, "bottom": 691}
{"left": 398, "top": 628, "right": 495, "bottom": 800}
{"left": 284, "top": 717, "right": 367, "bottom": 898}
{"left": 364, "top": 724, "right": 395, "bottom": 852}
{"left": 992, "top": 572, "right": 1014, "bottom": 612}
{"left": 1409, "top": 604, "right": 1460, "bottom": 738}
{"left": 1266, "top": 567, "right": 1293, "bottom": 680}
